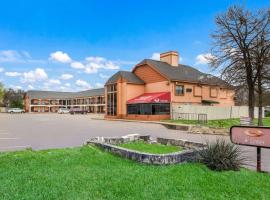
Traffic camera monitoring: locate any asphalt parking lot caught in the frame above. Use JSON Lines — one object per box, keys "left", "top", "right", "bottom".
{"left": 0, "top": 113, "right": 269, "bottom": 172}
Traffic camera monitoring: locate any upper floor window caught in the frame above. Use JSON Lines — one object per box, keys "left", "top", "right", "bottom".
{"left": 175, "top": 85, "right": 184, "bottom": 96}
{"left": 107, "top": 84, "right": 117, "bottom": 93}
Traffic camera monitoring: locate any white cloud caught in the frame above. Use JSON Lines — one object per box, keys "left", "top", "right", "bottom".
{"left": 5, "top": 71, "right": 21, "bottom": 77}
{"left": 84, "top": 56, "right": 119, "bottom": 72}
{"left": 84, "top": 63, "right": 99, "bottom": 74}
{"left": 151, "top": 52, "right": 160, "bottom": 60}
{"left": 50, "top": 51, "right": 72, "bottom": 63}
{"left": 28, "top": 85, "right": 34, "bottom": 90}
{"left": 42, "top": 79, "right": 61, "bottom": 90}
{"left": 99, "top": 73, "right": 110, "bottom": 79}
{"left": 86, "top": 56, "right": 106, "bottom": 63}
{"left": 14, "top": 85, "right": 22, "bottom": 90}
{"left": 60, "top": 73, "right": 73, "bottom": 80}
{"left": 0, "top": 50, "right": 44, "bottom": 64}
{"left": 9, "top": 85, "right": 22, "bottom": 90}
{"left": 76, "top": 79, "right": 92, "bottom": 89}
{"left": 0, "top": 50, "right": 22, "bottom": 62}
{"left": 0, "top": 67, "right": 4, "bottom": 72}
{"left": 70, "top": 56, "right": 120, "bottom": 74}
{"left": 70, "top": 61, "right": 85, "bottom": 69}
{"left": 104, "top": 61, "right": 119, "bottom": 70}
{"left": 48, "top": 79, "right": 61, "bottom": 85}
{"left": 195, "top": 53, "right": 215, "bottom": 65}
{"left": 21, "top": 68, "right": 48, "bottom": 83}
{"left": 65, "top": 83, "right": 71, "bottom": 87}
{"left": 95, "top": 82, "right": 103, "bottom": 88}
{"left": 21, "top": 51, "right": 32, "bottom": 59}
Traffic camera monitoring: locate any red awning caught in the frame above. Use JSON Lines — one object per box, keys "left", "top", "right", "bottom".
{"left": 127, "top": 92, "right": 171, "bottom": 104}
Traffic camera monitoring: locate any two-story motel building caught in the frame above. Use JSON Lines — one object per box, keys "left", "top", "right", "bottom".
{"left": 24, "top": 88, "right": 105, "bottom": 113}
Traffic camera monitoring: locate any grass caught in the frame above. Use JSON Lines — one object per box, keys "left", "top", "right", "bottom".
{"left": 118, "top": 141, "right": 182, "bottom": 154}
{"left": 0, "top": 146, "right": 269, "bottom": 199}
{"left": 163, "top": 117, "right": 270, "bottom": 128}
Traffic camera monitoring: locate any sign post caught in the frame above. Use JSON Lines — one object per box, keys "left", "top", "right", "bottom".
{"left": 257, "top": 147, "right": 261, "bottom": 172}
{"left": 230, "top": 126, "right": 270, "bottom": 172}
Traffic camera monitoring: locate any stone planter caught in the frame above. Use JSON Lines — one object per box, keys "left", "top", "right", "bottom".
{"left": 86, "top": 135, "right": 205, "bottom": 165}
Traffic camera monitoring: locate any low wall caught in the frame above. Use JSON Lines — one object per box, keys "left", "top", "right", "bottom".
{"left": 91, "top": 142, "right": 197, "bottom": 165}
{"left": 86, "top": 135, "right": 205, "bottom": 165}
{"left": 157, "top": 138, "right": 206, "bottom": 149}
{"left": 172, "top": 104, "right": 264, "bottom": 120}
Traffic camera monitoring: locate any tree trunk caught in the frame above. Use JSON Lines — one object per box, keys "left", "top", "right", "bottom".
{"left": 257, "top": 75, "right": 263, "bottom": 126}
{"left": 248, "top": 84, "right": 255, "bottom": 121}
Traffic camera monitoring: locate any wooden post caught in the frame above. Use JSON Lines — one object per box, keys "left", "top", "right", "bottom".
{"left": 257, "top": 147, "right": 261, "bottom": 172}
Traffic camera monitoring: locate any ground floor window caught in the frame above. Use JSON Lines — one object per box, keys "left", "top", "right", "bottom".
{"left": 127, "top": 103, "right": 170, "bottom": 115}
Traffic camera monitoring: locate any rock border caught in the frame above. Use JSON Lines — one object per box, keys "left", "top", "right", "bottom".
{"left": 86, "top": 134, "right": 205, "bottom": 165}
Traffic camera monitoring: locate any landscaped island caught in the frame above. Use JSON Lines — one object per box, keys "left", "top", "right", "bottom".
{"left": 0, "top": 146, "right": 269, "bottom": 199}
{"left": 118, "top": 141, "right": 182, "bottom": 154}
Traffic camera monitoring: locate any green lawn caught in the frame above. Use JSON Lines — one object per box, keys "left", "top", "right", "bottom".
{"left": 0, "top": 146, "right": 269, "bottom": 199}
{"left": 163, "top": 117, "right": 270, "bottom": 128}
{"left": 118, "top": 141, "right": 182, "bottom": 154}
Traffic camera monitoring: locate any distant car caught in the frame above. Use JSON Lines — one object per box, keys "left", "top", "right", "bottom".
{"left": 58, "top": 108, "right": 70, "bottom": 114}
{"left": 69, "top": 107, "right": 88, "bottom": 115}
{"left": 8, "top": 108, "right": 25, "bottom": 113}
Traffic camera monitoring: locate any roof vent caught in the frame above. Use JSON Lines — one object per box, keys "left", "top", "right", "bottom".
{"left": 160, "top": 51, "right": 179, "bottom": 67}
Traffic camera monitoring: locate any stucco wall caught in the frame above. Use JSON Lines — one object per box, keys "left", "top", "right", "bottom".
{"left": 171, "top": 82, "right": 235, "bottom": 106}
{"left": 172, "top": 104, "right": 264, "bottom": 120}
{"left": 144, "top": 81, "right": 170, "bottom": 93}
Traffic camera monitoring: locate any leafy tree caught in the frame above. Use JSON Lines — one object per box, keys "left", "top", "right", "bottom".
{"left": 3, "top": 88, "right": 25, "bottom": 108}
{"left": 0, "top": 82, "right": 4, "bottom": 106}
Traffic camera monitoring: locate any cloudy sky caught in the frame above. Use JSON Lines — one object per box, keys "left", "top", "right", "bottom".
{"left": 0, "top": 0, "right": 269, "bottom": 91}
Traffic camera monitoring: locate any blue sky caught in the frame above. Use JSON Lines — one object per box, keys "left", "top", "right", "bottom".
{"left": 0, "top": 0, "right": 269, "bottom": 91}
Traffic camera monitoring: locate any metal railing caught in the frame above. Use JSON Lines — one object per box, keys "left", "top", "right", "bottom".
{"left": 172, "top": 112, "right": 208, "bottom": 124}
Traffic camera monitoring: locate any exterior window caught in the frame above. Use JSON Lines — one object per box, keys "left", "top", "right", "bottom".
{"left": 107, "top": 84, "right": 117, "bottom": 116}
{"left": 127, "top": 103, "right": 170, "bottom": 115}
{"left": 186, "top": 88, "right": 192, "bottom": 93}
{"left": 175, "top": 85, "right": 184, "bottom": 96}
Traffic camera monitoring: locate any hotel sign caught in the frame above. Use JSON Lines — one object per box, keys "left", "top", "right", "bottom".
{"left": 230, "top": 126, "right": 270, "bottom": 148}
{"left": 230, "top": 126, "right": 270, "bottom": 172}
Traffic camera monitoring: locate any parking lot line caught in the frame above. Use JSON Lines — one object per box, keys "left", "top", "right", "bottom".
{"left": 0, "top": 138, "right": 18, "bottom": 140}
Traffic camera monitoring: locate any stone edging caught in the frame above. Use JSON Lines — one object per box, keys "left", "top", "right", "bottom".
{"left": 86, "top": 135, "right": 205, "bottom": 165}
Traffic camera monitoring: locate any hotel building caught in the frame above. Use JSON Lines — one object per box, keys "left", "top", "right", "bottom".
{"left": 24, "top": 88, "right": 105, "bottom": 113}
{"left": 105, "top": 51, "right": 235, "bottom": 120}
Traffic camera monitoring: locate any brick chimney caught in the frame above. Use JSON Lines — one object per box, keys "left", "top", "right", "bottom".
{"left": 160, "top": 51, "right": 179, "bottom": 67}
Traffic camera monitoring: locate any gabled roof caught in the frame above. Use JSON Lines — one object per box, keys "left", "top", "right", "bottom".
{"left": 26, "top": 88, "right": 104, "bottom": 99}
{"left": 105, "top": 71, "right": 144, "bottom": 85}
{"left": 135, "top": 59, "right": 232, "bottom": 88}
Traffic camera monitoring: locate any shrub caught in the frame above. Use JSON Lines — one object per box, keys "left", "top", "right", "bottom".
{"left": 198, "top": 139, "right": 245, "bottom": 171}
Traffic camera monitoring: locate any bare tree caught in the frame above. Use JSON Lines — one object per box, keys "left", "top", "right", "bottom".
{"left": 249, "top": 8, "right": 270, "bottom": 125}
{"left": 209, "top": 6, "right": 269, "bottom": 120}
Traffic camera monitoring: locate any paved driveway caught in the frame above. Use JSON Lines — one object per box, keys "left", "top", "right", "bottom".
{"left": 0, "top": 113, "right": 269, "bottom": 172}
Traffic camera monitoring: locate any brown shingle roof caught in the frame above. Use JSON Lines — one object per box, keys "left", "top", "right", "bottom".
{"left": 105, "top": 71, "right": 144, "bottom": 85}
{"left": 26, "top": 88, "right": 104, "bottom": 99}
{"left": 136, "top": 59, "right": 232, "bottom": 88}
